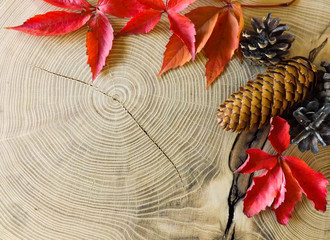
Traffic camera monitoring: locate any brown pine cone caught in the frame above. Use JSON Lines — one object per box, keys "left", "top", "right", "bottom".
{"left": 217, "top": 57, "right": 318, "bottom": 132}
{"left": 240, "top": 13, "right": 294, "bottom": 65}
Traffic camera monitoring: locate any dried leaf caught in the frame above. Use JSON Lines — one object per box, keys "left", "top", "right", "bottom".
{"left": 6, "top": 11, "right": 91, "bottom": 36}
{"left": 87, "top": 11, "right": 113, "bottom": 80}
{"left": 137, "top": 0, "right": 165, "bottom": 10}
{"left": 158, "top": 6, "right": 220, "bottom": 75}
{"left": 98, "top": 0, "right": 147, "bottom": 18}
{"left": 119, "top": 10, "right": 162, "bottom": 35}
{"left": 167, "top": 0, "right": 196, "bottom": 13}
{"left": 268, "top": 116, "right": 290, "bottom": 154}
{"left": 168, "top": 12, "right": 196, "bottom": 60}
{"left": 237, "top": 116, "right": 329, "bottom": 225}
{"left": 284, "top": 156, "right": 328, "bottom": 211}
{"left": 204, "top": 9, "right": 239, "bottom": 88}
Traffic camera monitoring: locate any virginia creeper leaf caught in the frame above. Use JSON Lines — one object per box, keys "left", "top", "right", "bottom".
{"left": 244, "top": 164, "right": 283, "bottom": 217}
{"left": 119, "top": 10, "right": 162, "bottom": 35}
{"left": 274, "top": 161, "right": 302, "bottom": 225}
{"left": 204, "top": 9, "right": 239, "bottom": 88}
{"left": 6, "top": 11, "right": 91, "bottom": 36}
{"left": 236, "top": 149, "right": 277, "bottom": 174}
{"left": 232, "top": 2, "right": 244, "bottom": 39}
{"left": 272, "top": 170, "right": 286, "bottom": 209}
{"left": 158, "top": 35, "right": 191, "bottom": 76}
{"left": 158, "top": 6, "right": 220, "bottom": 76}
{"left": 284, "top": 156, "right": 328, "bottom": 211}
{"left": 168, "top": 12, "right": 196, "bottom": 60}
{"left": 167, "top": 0, "right": 196, "bottom": 13}
{"left": 269, "top": 116, "right": 290, "bottom": 154}
{"left": 98, "top": 0, "right": 146, "bottom": 18}
{"left": 43, "top": 0, "right": 93, "bottom": 10}
{"left": 87, "top": 11, "right": 113, "bottom": 80}
{"left": 137, "top": 0, "right": 165, "bottom": 10}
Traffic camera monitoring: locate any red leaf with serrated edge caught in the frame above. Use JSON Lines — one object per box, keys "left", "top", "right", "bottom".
{"left": 6, "top": 11, "right": 91, "bottom": 36}
{"left": 119, "top": 10, "right": 162, "bottom": 35}
{"left": 232, "top": 2, "right": 244, "bottom": 39}
{"left": 168, "top": 12, "right": 195, "bottom": 60}
{"left": 204, "top": 9, "right": 239, "bottom": 88}
{"left": 268, "top": 116, "right": 290, "bottom": 154}
{"left": 98, "top": 0, "right": 147, "bottom": 18}
{"left": 284, "top": 156, "right": 328, "bottom": 211}
{"left": 86, "top": 11, "right": 113, "bottom": 81}
{"left": 137, "top": 0, "right": 165, "bottom": 10}
{"left": 158, "top": 35, "right": 191, "bottom": 76}
{"left": 43, "top": 0, "right": 92, "bottom": 10}
{"left": 244, "top": 164, "right": 283, "bottom": 217}
{"left": 236, "top": 149, "right": 277, "bottom": 174}
{"left": 274, "top": 161, "right": 302, "bottom": 225}
{"left": 167, "top": 0, "right": 196, "bottom": 13}
{"left": 158, "top": 6, "right": 220, "bottom": 76}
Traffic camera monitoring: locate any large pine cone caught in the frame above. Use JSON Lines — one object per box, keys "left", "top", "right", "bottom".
{"left": 240, "top": 13, "right": 294, "bottom": 65}
{"left": 217, "top": 57, "right": 318, "bottom": 132}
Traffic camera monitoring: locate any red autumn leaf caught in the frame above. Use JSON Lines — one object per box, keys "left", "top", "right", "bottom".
{"left": 274, "top": 161, "right": 302, "bottom": 225}
{"left": 204, "top": 8, "right": 239, "bottom": 88}
{"left": 119, "top": 10, "right": 162, "bottom": 35}
{"left": 137, "top": 0, "right": 165, "bottom": 10}
{"left": 43, "top": 0, "right": 93, "bottom": 10}
{"left": 244, "top": 164, "right": 283, "bottom": 217}
{"left": 120, "top": 0, "right": 196, "bottom": 61}
{"left": 98, "top": 0, "right": 147, "bottom": 18}
{"left": 237, "top": 116, "right": 328, "bottom": 225}
{"left": 87, "top": 11, "right": 113, "bottom": 81}
{"left": 167, "top": 12, "right": 196, "bottom": 59}
{"left": 7, "top": 0, "right": 146, "bottom": 80}
{"left": 268, "top": 116, "right": 291, "bottom": 154}
{"left": 272, "top": 170, "right": 286, "bottom": 209}
{"left": 236, "top": 149, "right": 277, "bottom": 174}
{"left": 6, "top": 11, "right": 91, "bottom": 36}
{"left": 158, "top": 6, "right": 220, "bottom": 75}
{"left": 284, "top": 156, "right": 328, "bottom": 211}
{"left": 167, "top": 0, "right": 196, "bottom": 13}
{"left": 232, "top": 2, "right": 244, "bottom": 39}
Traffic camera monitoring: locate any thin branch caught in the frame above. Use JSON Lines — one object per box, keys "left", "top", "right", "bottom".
{"left": 241, "top": 0, "right": 296, "bottom": 8}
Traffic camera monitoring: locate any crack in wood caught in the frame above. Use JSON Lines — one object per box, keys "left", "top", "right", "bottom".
{"left": 223, "top": 126, "right": 270, "bottom": 240}
{"left": 33, "top": 65, "right": 185, "bottom": 190}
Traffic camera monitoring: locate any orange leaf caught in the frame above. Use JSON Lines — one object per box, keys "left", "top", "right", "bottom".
{"left": 158, "top": 6, "right": 220, "bottom": 75}
{"left": 232, "top": 2, "right": 244, "bottom": 39}
{"left": 204, "top": 9, "right": 239, "bottom": 88}
{"left": 86, "top": 11, "right": 113, "bottom": 81}
{"left": 168, "top": 12, "right": 196, "bottom": 60}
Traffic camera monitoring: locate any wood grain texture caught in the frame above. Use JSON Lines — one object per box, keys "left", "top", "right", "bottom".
{"left": 0, "top": 0, "right": 329, "bottom": 239}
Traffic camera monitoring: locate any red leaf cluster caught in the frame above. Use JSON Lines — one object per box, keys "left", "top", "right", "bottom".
{"left": 7, "top": 0, "right": 144, "bottom": 80}
{"left": 237, "top": 116, "right": 328, "bottom": 225}
{"left": 7, "top": 0, "right": 243, "bottom": 84}
{"left": 157, "top": 1, "right": 244, "bottom": 88}
{"left": 120, "top": 0, "right": 197, "bottom": 60}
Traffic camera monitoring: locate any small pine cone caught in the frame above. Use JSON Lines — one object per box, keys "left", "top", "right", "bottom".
{"left": 289, "top": 100, "right": 330, "bottom": 154}
{"left": 240, "top": 13, "right": 294, "bottom": 65}
{"left": 217, "top": 57, "right": 318, "bottom": 132}
{"left": 316, "top": 61, "right": 330, "bottom": 104}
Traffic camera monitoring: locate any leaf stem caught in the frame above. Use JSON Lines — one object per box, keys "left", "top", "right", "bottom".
{"left": 241, "top": 0, "right": 296, "bottom": 8}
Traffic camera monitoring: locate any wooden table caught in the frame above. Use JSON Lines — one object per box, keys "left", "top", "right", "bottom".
{"left": 0, "top": 0, "right": 329, "bottom": 239}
